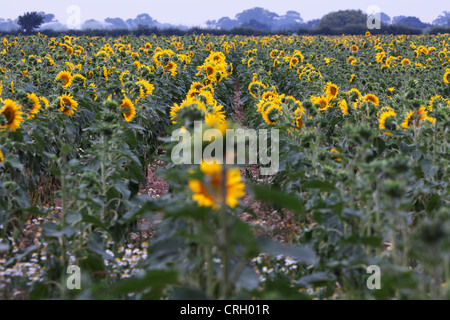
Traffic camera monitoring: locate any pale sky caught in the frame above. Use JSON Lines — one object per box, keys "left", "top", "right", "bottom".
{"left": 1, "top": 0, "right": 448, "bottom": 26}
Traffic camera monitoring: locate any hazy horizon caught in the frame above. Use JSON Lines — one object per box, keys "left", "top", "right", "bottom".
{"left": 1, "top": 0, "right": 448, "bottom": 26}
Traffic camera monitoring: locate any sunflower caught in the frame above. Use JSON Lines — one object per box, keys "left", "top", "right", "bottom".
{"left": 348, "top": 56, "right": 357, "bottom": 64}
{"left": 401, "top": 58, "right": 411, "bottom": 66}
{"left": 262, "top": 103, "right": 283, "bottom": 125}
{"left": 401, "top": 107, "right": 428, "bottom": 129}
{"left": 428, "top": 95, "right": 448, "bottom": 112}
{"left": 338, "top": 99, "right": 348, "bottom": 115}
{"left": 312, "top": 95, "right": 329, "bottom": 111}
{"left": 378, "top": 109, "right": 397, "bottom": 134}
{"left": 164, "top": 61, "right": 177, "bottom": 76}
{"left": 25, "top": 93, "right": 41, "bottom": 119}
{"left": 347, "top": 88, "right": 362, "bottom": 102}
{"left": 270, "top": 49, "right": 278, "bottom": 59}
{"left": 103, "top": 66, "right": 109, "bottom": 82}
{"left": 1, "top": 99, "right": 23, "bottom": 131}
{"left": 351, "top": 45, "right": 358, "bottom": 52}
{"left": 349, "top": 74, "right": 355, "bottom": 83}
{"left": 136, "top": 79, "right": 155, "bottom": 96}
{"left": 120, "top": 95, "right": 136, "bottom": 122}
{"left": 59, "top": 93, "right": 78, "bottom": 116}
{"left": 362, "top": 94, "right": 380, "bottom": 106}
{"left": 55, "top": 71, "right": 72, "bottom": 88}
{"left": 330, "top": 149, "right": 341, "bottom": 162}
{"left": 289, "top": 57, "right": 299, "bottom": 68}
{"left": 294, "top": 106, "right": 305, "bottom": 129}
{"left": 189, "top": 161, "right": 245, "bottom": 210}
{"left": 444, "top": 71, "right": 450, "bottom": 84}
{"left": 40, "top": 97, "right": 49, "bottom": 109}
{"left": 205, "top": 65, "right": 216, "bottom": 78}
{"left": 190, "top": 82, "right": 204, "bottom": 92}
{"left": 248, "top": 81, "right": 267, "bottom": 99}
{"left": 0, "top": 149, "right": 4, "bottom": 164}
{"left": 325, "top": 82, "right": 339, "bottom": 100}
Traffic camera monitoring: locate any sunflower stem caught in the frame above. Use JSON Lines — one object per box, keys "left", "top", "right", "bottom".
{"left": 219, "top": 164, "right": 229, "bottom": 300}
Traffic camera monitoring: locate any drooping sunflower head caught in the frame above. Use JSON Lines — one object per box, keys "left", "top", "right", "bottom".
{"left": 401, "top": 107, "right": 428, "bottom": 129}
{"left": 428, "top": 95, "right": 449, "bottom": 112}
{"left": 164, "top": 61, "right": 177, "bottom": 76}
{"left": 338, "top": 99, "right": 348, "bottom": 115}
{"left": 347, "top": 88, "right": 362, "bottom": 103}
{"left": 56, "top": 70, "right": 73, "bottom": 88}
{"left": 363, "top": 94, "right": 380, "bottom": 106}
{"left": 25, "top": 93, "right": 41, "bottom": 119}
{"left": 1, "top": 99, "right": 24, "bottom": 131}
{"left": 262, "top": 103, "right": 283, "bottom": 125}
{"left": 59, "top": 93, "right": 78, "bottom": 117}
{"left": 378, "top": 109, "right": 397, "bottom": 132}
{"left": 120, "top": 95, "right": 136, "bottom": 122}
{"left": 444, "top": 71, "right": 450, "bottom": 84}
{"left": 284, "top": 96, "right": 303, "bottom": 112}
{"left": 248, "top": 81, "right": 267, "bottom": 99}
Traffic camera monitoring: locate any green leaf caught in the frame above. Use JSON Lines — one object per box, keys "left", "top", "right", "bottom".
{"left": 295, "top": 272, "right": 336, "bottom": 288}
{"left": 42, "top": 223, "right": 75, "bottom": 238}
{"left": 110, "top": 269, "right": 178, "bottom": 297}
{"left": 250, "top": 184, "right": 305, "bottom": 215}
{"left": 303, "top": 180, "right": 336, "bottom": 192}
{"left": 426, "top": 194, "right": 440, "bottom": 213}
{"left": 5, "top": 244, "right": 39, "bottom": 266}
{"left": 258, "top": 238, "right": 317, "bottom": 265}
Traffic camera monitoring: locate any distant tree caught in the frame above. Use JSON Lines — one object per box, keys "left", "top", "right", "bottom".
{"left": 303, "top": 19, "right": 320, "bottom": 29}
{"left": 37, "top": 12, "right": 55, "bottom": 24}
{"left": 105, "top": 17, "right": 128, "bottom": 29}
{"left": 241, "top": 19, "right": 271, "bottom": 31}
{"left": 17, "top": 11, "right": 44, "bottom": 33}
{"left": 236, "top": 7, "right": 279, "bottom": 26}
{"left": 380, "top": 12, "right": 391, "bottom": 25}
{"left": 392, "top": 16, "right": 406, "bottom": 25}
{"left": 393, "top": 16, "right": 430, "bottom": 29}
{"left": 318, "top": 10, "right": 367, "bottom": 29}
{"left": 273, "top": 11, "right": 303, "bottom": 30}
{"left": 433, "top": 11, "right": 450, "bottom": 26}
{"left": 215, "top": 17, "right": 239, "bottom": 30}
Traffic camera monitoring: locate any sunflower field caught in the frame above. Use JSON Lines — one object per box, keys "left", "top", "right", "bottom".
{"left": 0, "top": 32, "right": 449, "bottom": 300}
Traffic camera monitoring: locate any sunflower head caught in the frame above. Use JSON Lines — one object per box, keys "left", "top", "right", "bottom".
{"left": 402, "top": 58, "right": 411, "bottom": 66}
{"left": 189, "top": 161, "right": 245, "bottom": 210}
{"left": 363, "top": 94, "right": 380, "bottom": 106}
{"left": 120, "top": 95, "right": 136, "bottom": 122}
{"left": 25, "top": 93, "right": 41, "bottom": 119}
{"left": 56, "top": 71, "right": 73, "bottom": 88}
{"left": 444, "top": 71, "right": 450, "bottom": 84}
{"left": 59, "top": 93, "right": 78, "bottom": 117}
{"left": 378, "top": 109, "right": 397, "bottom": 132}
{"left": 325, "top": 82, "right": 339, "bottom": 100}
{"left": 1, "top": 99, "right": 24, "bottom": 131}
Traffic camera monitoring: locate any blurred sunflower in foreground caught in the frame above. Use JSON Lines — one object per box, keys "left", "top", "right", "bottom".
{"left": 189, "top": 161, "right": 245, "bottom": 210}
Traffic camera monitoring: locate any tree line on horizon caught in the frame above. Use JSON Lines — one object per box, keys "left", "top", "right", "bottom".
{"left": 2, "top": 8, "right": 450, "bottom": 36}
